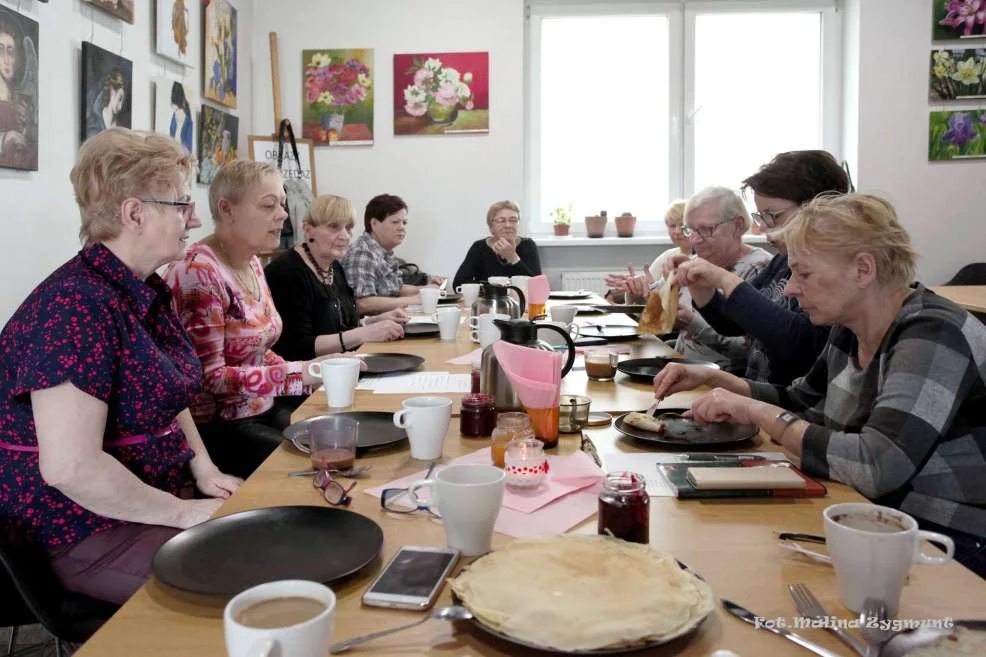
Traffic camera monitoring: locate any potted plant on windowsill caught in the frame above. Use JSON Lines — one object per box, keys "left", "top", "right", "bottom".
{"left": 585, "top": 210, "right": 607, "bottom": 238}
{"left": 615, "top": 212, "right": 637, "bottom": 237}
{"left": 550, "top": 204, "right": 573, "bottom": 236}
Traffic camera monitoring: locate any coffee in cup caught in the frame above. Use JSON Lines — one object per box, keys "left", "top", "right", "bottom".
{"left": 585, "top": 350, "right": 618, "bottom": 381}
{"left": 235, "top": 597, "right": 327, "bottom": 629}
{"left": 224, "top": 580, "right": 336, "bottom": 657}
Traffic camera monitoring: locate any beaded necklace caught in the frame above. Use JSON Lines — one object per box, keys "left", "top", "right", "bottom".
{"left": 302, "top": 242, "right": 335, "bottom": 286}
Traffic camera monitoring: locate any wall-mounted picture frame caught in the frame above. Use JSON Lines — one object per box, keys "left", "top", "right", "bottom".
{"left": 0, "top": 4, "right": 39, "bottom": 171}
{"left": 203, "top": 0, "right": 237, "bottom": 108}
{"left": 156, "top": 0, "right": 193, "bottom": 67}
{"left": 154, "top": 78, "right": 196, "bottom": 156}
{"left": 929, "top": 109, "right": 986, "bottom": 161}
{"left": 83, "top": 0, "right": 135, "bottom": 24}
{"left": 393, "top": 51, "right": 490, "bottom": 135}
{"left": 933, "top": 0, "right": 986, "bottom": 41}
{"left": 248, "top": 134, "right": 318, "bottom": 195}
{"left": 301, "top": 48, "right": 374, "bottom": 145}
{"left": 930, "top": 49, "right": 986, "bottom": 100}
{"left": 80, "top": 42, "right": 132, "bottom": 144}
{"left": 198, "top": 104, "right": 238, "bottom": 184}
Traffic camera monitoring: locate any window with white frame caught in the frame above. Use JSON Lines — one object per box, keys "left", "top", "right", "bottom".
{"left": 526, "top": 1, "right": 841, "bottom": 234}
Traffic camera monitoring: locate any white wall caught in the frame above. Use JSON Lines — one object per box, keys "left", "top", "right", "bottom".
{"left": 250, "top": 0, "right": 524, "bottom": 282}
{"left": 0, "top": 0, "right": 253, "bottom": 322}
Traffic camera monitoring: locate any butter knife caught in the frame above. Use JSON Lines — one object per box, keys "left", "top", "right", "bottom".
{"left": 721, "top": 598, "right": 846, "bottom": 657}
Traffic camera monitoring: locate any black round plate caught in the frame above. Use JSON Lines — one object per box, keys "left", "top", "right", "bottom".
{"left": 152, "top": 506, "right": 383, "bottom": 596}
{"left": 403, "top": 322, "right": 440, "bottom": 337}
{"left": 589, "top": 304, "right": 646, "bottom": 314}
{"left": 614, "top": 410, "right": 758, "bottom": 446}
{"left": 549, "top": 290, "right": 593, "bottom": 300}
{"left": 617, "top": 357, "right": 719, "bottom": 382}
{"left": 437, "top": 293, "right": 462, "bottom": 304}
{"left": 361, "top": 352, "right": 425, "bottom": 375}
{"left": 577, "top": 325, "right": 639, "bottom": 342}
{"left": 284, "top": 411, "right": 408, "bottom": 453}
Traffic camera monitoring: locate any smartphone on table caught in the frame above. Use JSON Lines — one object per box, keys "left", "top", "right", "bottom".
{"left": 361, "top": 545, "right": 460, "bottom": 610}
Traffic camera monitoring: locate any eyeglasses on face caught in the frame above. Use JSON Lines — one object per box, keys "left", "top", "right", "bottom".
{"left": 681, "top": 216, "right": 736, "bottom": 240}
{"left": 313, "top": 470, "right": 357, "bottom": 506}
{"left": 751, "top": 205, "right": 798, "bottom": 229}
{"left": 141, "top": 198, "right": 195, "bottom": 219}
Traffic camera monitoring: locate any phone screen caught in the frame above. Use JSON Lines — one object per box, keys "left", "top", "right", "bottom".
{"left": 368, "top": 549, "right": 457, "bottom": 598}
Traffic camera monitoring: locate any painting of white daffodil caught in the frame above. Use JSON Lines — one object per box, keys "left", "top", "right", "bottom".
{"left": 930, "top": 49, "right": 986, "bottom": 100}
{"left": 393, "top": 52, "right": 489, "bottom": 135}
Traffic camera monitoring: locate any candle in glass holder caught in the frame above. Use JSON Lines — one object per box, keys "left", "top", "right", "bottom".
{"left": 504, "top": 436, "right": 548, "bottom": 488}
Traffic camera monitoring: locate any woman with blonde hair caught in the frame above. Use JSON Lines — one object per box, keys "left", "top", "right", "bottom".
{"left": 605, "top": 200, "right": 690, "bottom": 301}
{"left": 653, "top": 193, "right": 986, "bottom": 578}
{"left": 0, "top": 128, "right": 240, "bottom": 604}
{"left": 266, "top": 194, "right": 408, "bottom": 361}
{"left": 452, "top": 200, "right": 541, "bottom": 287}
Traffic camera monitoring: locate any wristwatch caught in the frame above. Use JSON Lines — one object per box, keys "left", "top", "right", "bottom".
{"left": 775, "top": 410, "right": 799, "bottom": 434}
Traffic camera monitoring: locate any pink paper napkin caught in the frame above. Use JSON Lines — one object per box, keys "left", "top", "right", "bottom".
{"left": 447, "top": 348, "right": 483, "bottom": 367}
{"left": 500, "top": 451, "right": 604, "bottom": 513}
{"left": 527, "top": 274, "right": 551, "bottom": 305}
{"left": 492, "top": 341, "right": 562, "bottom": 409}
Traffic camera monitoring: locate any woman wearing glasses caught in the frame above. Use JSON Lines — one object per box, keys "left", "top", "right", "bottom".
{"left": 667, "top": 150, "right": 849, "bottom": 385}
{"left": 0, "top": 129, "right": 241, "bottom": 604}
{"left": 452, "top": 200, "right": 542, "bottom": 288}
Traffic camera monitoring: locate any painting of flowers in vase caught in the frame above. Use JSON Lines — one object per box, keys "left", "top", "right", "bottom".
{"left": 933, "top": 0, "right": 986, "bottom": 40}
{"left": 929, "top": 110, "right": 986, "bottom": 160}
{"left": 930, "top": 49, "right": 986, "bottom": 100}
{"left": 203, "top": 0, "right": 236, "bottom": 108}
{"left": 393, "top": 51, "right": 489, "bottom": 135}
{"left": 302, "top": 49, "right": 373, "bottom": 145}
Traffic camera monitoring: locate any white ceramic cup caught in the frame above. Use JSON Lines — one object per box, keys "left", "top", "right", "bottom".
{"left": 456, "top": 283, "right": 482, "bottom": 309}
{"left": 536, "top": 320, "right": 580, "bottom": 347}
{"left": 419, "top": 287, "right": 441, "bottom": 314}
{"left": 549, "top": 305, "right": 578, "bottom": 325}
{"left": 432, "top": 307, "right": 461, "bottom": 342}
{"left": 392, "top": 396, "right": 453, "bottom": 460}
{"left": 468, "top": 313, "right": 507, "bottom": 348}
{"left": 822, "top": 503, "right": 955, "bottom": 614}
{"left": 510, "top": 275, "right": 530, "bottom": 299}
{"left": 407, "top": 464, "right": 506, "bottom": 556}
{"left": 224, "top": 580, "right": 336, "bottom": 657}
{"left": 487, "top": 276, "right": 510, "bottom": 287}
{"left": 308, "top": 358, "right": 361, "bottom": 408}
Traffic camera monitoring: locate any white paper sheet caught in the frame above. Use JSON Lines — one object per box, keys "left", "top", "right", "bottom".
{"left": 356, "top": 371, "right": 471, "bottom": 394}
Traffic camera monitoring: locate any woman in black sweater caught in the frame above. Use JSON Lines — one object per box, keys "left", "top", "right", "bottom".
{"left": 452, "top": 200, "right": 541, "bottom": 287}
{"left": 266, "top": 195, "right": 407, "bottom": 362}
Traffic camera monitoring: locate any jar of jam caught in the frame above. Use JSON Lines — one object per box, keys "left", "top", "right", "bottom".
{"left": 490, "top": 412, "right": 533, "bottom": 468}
{"left": 460, "top": 394, "right": 496, "bottom": 438}
{"left": 598, "top": 471, "right": 650, "bottom": 544}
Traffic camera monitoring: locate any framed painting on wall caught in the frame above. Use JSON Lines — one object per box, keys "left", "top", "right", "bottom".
{"left": 301, "top": 49, "right": 374, "bottom": 145}
{"left": 0, "top": 5, "right": 39, "bottom": 171}
{"left": 198, "top": 104, "right": 238, "bottom": 184}
{"left": 393, "top": 51, "right": 489, "bottom": 135}
{"left": 80, "top": 42, "right": 132, "bottom": 144}
{"left": 930, "top": 49, "right": 986, "bottom": 100}
{"left": 83, "top": 0, "right": 135, "bottom": 24}
{"left": 203, "top": 0, "right": 236, "bottom": 108}
{"left": 933, "top": 0, "right": 986, "bottom": 40}
{"left": 248, "top": 134, "right": 318, "bottom": 195}
{"left": 929, "top": 110, "right": 986, "bottom": 160}
{"left": 154, "top": 78, "right": 196, "bottom": 157}
{"left": 156, "top": 0, "right": 193, "bottom": 67}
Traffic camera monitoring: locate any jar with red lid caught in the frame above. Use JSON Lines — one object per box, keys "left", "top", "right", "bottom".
{"left": 459, "top": 393, "right": 496, "bottom": 438}
{"left": 597, "top": 471, "right": 650, "bottom": 544}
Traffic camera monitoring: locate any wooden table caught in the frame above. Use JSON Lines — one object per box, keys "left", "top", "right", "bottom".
{"left": 74, "top": 305, "right": 986, "bottom": 657}
{"left": 932, "top": 285, "right": 986, "bottom": 313}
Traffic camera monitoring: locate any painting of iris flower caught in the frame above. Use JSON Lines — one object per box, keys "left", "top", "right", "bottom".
{"left": 933, "top": 0, "right": 986, "bottom": 41}
{"left": 929, "top": 110, "right": 986, "bottom": 160}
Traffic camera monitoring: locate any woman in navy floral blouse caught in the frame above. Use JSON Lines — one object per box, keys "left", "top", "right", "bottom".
{"left": 0, "top": 128, "right": 241, "bottom": 604}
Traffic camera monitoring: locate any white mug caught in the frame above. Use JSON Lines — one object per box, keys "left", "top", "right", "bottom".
{"left": 308, "top": 358, "right": 361, "bottom": 409}
{"left": 224, "top": 580, "right": 336, "bottom": 657}
{"left": 822, "top": 503, "right": 955, "bottom": 614}
{"left": 468, "top": 313, "right": 507, "bottom": 348}
{"left": 456, "top": 283, "right": 482, "bottom": 309}
{"left": 419, "top": 287, "right": 441, "bottom": 314}
{"left": 536, "top": 320, "right": 580, "bottom": 347}
{"left": 549, "top": 305, "right": 578, "bottom": 325}
{"left": 392, "top": 396, "right": 453, "bottom": 460}
{"left": 407, "top": 464, "right": 506, "bottom": 556}
{"left": 510, "top": 275, "right": 530, "bottom": 299}
{"left": 432, "top": 307, "right": 461, "bottom": 342}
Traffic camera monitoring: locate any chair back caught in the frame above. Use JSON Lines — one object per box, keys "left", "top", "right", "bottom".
{"left": 945, "top": 263, "right": 986, "bottom": 286}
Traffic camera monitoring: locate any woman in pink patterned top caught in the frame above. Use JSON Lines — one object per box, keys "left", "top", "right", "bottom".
{"left": 165, "top": 161, "right": 339, "bottom": 478}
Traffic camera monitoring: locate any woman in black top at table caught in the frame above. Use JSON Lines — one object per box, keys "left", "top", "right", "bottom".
{"left": 452, "top": 200, "right": 541, "bottom": 287}
{"left": 266, "top": 195, "right": 407, "bottom": 362}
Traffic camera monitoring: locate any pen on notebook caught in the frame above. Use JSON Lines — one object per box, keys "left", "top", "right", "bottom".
{"left": 681, "top": 453, "right": 766, "bottom": 462}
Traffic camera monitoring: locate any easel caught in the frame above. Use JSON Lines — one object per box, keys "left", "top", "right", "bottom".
{"left": 269, "top": 32, "right": 284, "bottom": 130}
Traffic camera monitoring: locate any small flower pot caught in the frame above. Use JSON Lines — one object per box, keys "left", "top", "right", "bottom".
{"left": 615, "top": 213, "right": 637, "bottom": 238}
{"left": 585, "top": 215, "right": 607, "bottom": 238}
{"left": 553, "top": 224, "right": 570, "bottom": 237}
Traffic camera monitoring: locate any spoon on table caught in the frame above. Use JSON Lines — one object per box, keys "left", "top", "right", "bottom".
{"left": 329, "top": 605, "right": 473, "bottom": 654}
{"left": 287, "top": 465, "right": 373, "bottom": 478}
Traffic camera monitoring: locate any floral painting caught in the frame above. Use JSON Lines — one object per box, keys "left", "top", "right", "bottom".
{"left": 930, "top": 49, "right": 986, "bottom": 100}
{"left": 933, "top": 0, "right": 986, "bottom": 40}
{"left": 929, "top": 110, "right": 986, "bottom": 160}
{"left": 156, "top": 0, "right": 192, "bottom": 67}
{"left": 83, "top": 0, "right": 134, "bottom": 25}
{"left": 393, "top": 52, "right": 489, "bottom": 135}
{"left": 80, "top": 42, "right": 132, "bottom": 144}
{"left": 203, "top": 0, "right": 236, "bottom": 108}
{"left": 0, "top": 5, "right": 39, "bottom": 171}
{"left": 198, "top": 104, "right": 238, "bottom": 184}
{"left": 302, "top": 48, "right": 373, "bottom": 145}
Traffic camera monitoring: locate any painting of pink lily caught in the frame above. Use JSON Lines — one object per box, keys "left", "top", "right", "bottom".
{"left": 934, "top": 0, "right": 986, "bottom": 40}
{"left": 393, "top": 52, "right": 489, "bottom": 135}
{"left": 930, "top": 49, "right": 986, "bottom": 99}
{"left": 302, "top": 49, "right": 374, "bottom": 145}
{"left": 929, "top": 110, "right": 986, "bottom": 160}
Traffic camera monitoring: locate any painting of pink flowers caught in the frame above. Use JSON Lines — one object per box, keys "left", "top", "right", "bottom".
{"left": 929, "top": 110, "right": 986, "bottom": 160}
{"left": 393, "top": 51, "right": 489, "bottom": 135}
{"left": 302, "top": 49, "right": 373, "bottom": 145}
{"left": 934, "top": 0, "right": 986, "bottom": 40}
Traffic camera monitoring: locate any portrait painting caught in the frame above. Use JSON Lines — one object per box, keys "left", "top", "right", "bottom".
{"left": 203, "top": 0, "right": 237, "bottom": 108}
{"left": 80, "top": 42, "right": 132, "bottom": 144}
{"left": 301, "top": 48, "right": 374, "bottom": 145}
{"left": 198, "top": 104, "right": 238, "bottom": 184}
{"left": 156, "top": 0, "right": 193, "bottom": 67}
{"left": 0, "top": 5, "right": 39, "bottom": 171}
{"left": 393, "top": 51, "right": 489, "bottom": 135}
{"left": 929, "top": 110, "right": 986, "bottom": 161}
{"left": 83, "top": 0, "right": 135, "bottom": 25}
{"left": 154, "top": 78, "right": 196, "bottom": 156}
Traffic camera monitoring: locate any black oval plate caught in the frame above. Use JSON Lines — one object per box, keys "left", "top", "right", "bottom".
{"left": 589, "top": 304, "right": 646, "bottom": 314}
{"left": 617, "top": 357, "right": 719, "bottom": 382}
{"left": 284, "top": 411, "right": 408, "bottom": 453}
{"left": 614, "top": 410, "right": 758, "bottom": 447}
{"left": 577, "top": 325, "right": 640, "bottom": 342}
{"left": 152, "top": 506, "right": 383, "bottom": 596}
{"left": 361, "top": 352, "right": 425, "bottom": 375}
{"left": 550, "top": 290, "right": 593, "bottom": 300}
{"left": 403, "top": 322, "right": 440, "bottom": 337}
{"left": 437, "top": 293, "right": 463, "bottom": 304}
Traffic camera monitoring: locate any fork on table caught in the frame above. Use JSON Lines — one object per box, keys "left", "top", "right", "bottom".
{"left": 788, "top": 582, "right": 867, "bottom": 656}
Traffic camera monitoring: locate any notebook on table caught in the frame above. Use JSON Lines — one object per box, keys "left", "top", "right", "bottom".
{"left": 656, "top": 460, "right": 827, "bottom": 499}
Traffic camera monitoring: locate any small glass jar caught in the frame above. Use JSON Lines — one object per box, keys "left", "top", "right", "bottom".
{"left": 598, "top": 471, "right": 650, "bottom": 544}
{"left": 504, "top": 436, "right": 548, "bottom": 488}
{"left": 459, "top": 394, "right": 496, "bottom": 438}
{"left": 490, "top": 412, "right": 534, "bottom": 468}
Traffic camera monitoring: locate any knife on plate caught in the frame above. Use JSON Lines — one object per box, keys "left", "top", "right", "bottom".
{"left": 682, "top": 453, "right": 766, "bottom": 462}
{"left": 721, "top": 598, "right": 846, "bottom": 657}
